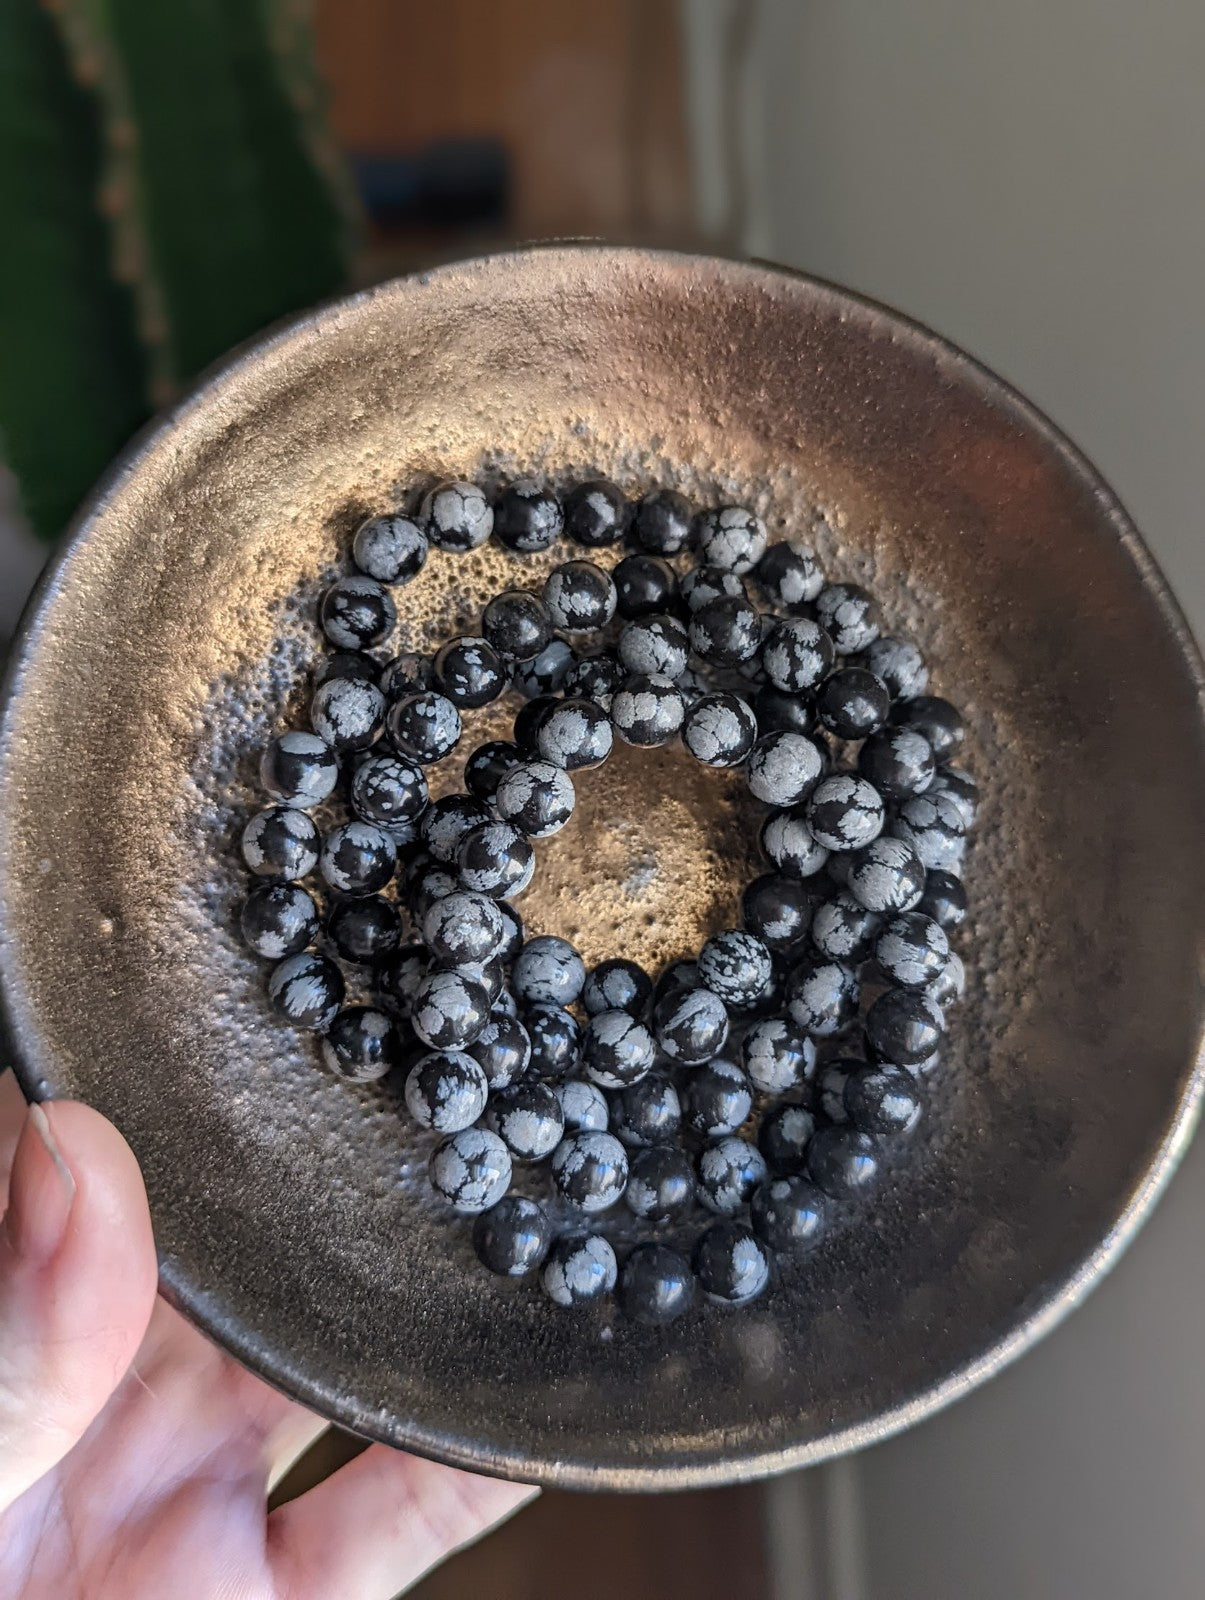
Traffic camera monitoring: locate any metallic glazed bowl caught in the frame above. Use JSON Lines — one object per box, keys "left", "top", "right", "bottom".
{"left": 1, "top": 247, "right": 1203, "bottom": 1490}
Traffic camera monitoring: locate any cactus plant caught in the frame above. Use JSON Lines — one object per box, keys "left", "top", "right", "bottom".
{"left": 0, "top": 0, "right": 357, "bottom": 541}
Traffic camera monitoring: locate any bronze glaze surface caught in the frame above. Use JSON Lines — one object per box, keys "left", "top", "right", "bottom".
{"left": 0, "top": 247, "right": 1202, "bottom": 1489}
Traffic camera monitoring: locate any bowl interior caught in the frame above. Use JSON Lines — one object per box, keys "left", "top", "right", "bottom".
{"left": 1, "top": 248, "right": 1202, "bottom": 1489}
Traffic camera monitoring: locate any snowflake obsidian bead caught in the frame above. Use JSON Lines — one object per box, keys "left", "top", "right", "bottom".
{"left": 421, "top": 480, "right": 494, "bottom": 551}
{"left": 352, "top": 513, "right": 428, "bottom": 584}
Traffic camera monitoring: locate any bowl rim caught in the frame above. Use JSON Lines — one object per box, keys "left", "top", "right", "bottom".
{"left": 2, "top": 242, "right": 1203, "bottom": 1490}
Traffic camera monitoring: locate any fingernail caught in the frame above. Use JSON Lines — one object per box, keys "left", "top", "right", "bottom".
{"left": 5, "top": 1104, "right": 77, "bottom": 1265}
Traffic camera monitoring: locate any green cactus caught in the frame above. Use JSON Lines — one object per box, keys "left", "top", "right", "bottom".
{"left": 0, "top": 0, "right": 357, "bottom": 540}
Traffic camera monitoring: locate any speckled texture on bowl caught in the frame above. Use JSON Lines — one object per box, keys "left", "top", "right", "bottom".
{"left": 0, "top": 247, "right": 1202, "bottom": 1490}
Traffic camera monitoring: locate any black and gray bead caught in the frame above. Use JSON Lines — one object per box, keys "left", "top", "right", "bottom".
{"left": 465, "top": 1010, "right": 532, "bottom": 1089}
{"left": 582, "top": 958, "right": 652, "bottom": 1018}
{"left": 845, "top": 834, "right": 926, "bottom": 917}
{"left": 319, "top": 820, "right": 396, "bottom": 895}
{"left": 874, "top": 911, "right": 950, "bottom": 989}
{"left": 315, "top": 650, "right": 379, "bottom": 688}
{"left": 582, "top": 1010, "right": 656, "bottom": 1089}
{"left": 918, "top": 869, "right": 968, "bottom": 930}
{"left": 927, "top": 765, "right": 978, "bottom": 831}
{"left": 240, "top": 882, "right": 320, "bottom": 960}
{"left": 401, "top": 853, "right": 459, "bottom": 918}
{"left": 560, "top": 651, "right": 625, "bottom": 711}
{"left": 631, "top": 488, "right": 694, "bottom": 554}
{"left": 746, "top": 731, "right": 825, "bottom": 807}
{"left": 419, "top": 794, "right": 491, "bottom": 864}
{"left": 320, "top": 575, "right": 396, "bottom": 650}
{"left": 680, "top": 564, "right": 746, "bottom": 614}
{"left": 610, "top": 674, "right": 686, "bottom": 747}
{"left": 891, "top": 695, "right": 965, "bottom": 761}
{"left": 761, "top": 618, "right": 835, "bottom": 693}
{"left": 542, "top": 1233, "right": 617, "bottom": 1306}
{"left": 352, "top": 513, "right": 428, "bottom": 584}
{"left": 421, "top": 479, "right": 493, "bottom": 551}
{"left": 321, "top": 1006, "right": 400, "bottom": 1081}
{"left": 757, "top": 1104, "right": 817, "bottom": 1176}
{"left": 814, "top": 582, "right": 879, "bottom": 655}
{"left": 241, "top": 806, "right": 320, "bottom": 881}
{"left": 564, "top": 479, "right": 629, "bottom": 548}
{"left": 463, "top": 740, "right": 523, "bottom": 804}
{"left": 858, "top": 726, "right": 936, "bottom": 799}
{"left": 543, "top": 559, "right": 618, "bottom": 631}
{"left": 741, "top": 1017, "right": 816, "bottom": 1094}
{"left": 613, "top": 553, "right": 679, "bottom": 619}
{"left": 458, "top": 820, "right": 536, "bottom": 899}
{"left": 816, "top": 667, "right": 891, "bottom": 740}
{"left": 751, "top": 1176, "right": 828, "bottom": 1252}
{"left": 327, "top": 894, "right": 402, "bottom": 964}
{"left": 404, "top": 1050, "right": 489, "bottom": 1131}
{"left": 375, "top": 942, "right": 429, "bottom": 1015}
{"left": 411, "top": 968, "right": 491, "bottom": 1050}
{"left": 864, "top": 988, "right": 946, "bottom": 1067}
{"left": 473, "top": 1196, "right": 552, "bottom": 1277}
{"left": 618, "top": 613, "right": 690, "bottom": 679}
{"left": 684, "top": 1058, "right": 753, "bottom": 1138}
{"left": 610, "top": 1072, "right": 680, "bottom": 1146}
{"left": 805, "top": 774, "right": 885, "bottom": 851}
{"left": 810, "top": 892, "right": 883, "bottom": 962}
{"left": 859, "top": 636, "right": 928, "bottom": 700}
{"left": 694, "top": 505, "right": 767, "bottom": 573}
{"left": 619, "top": 1243, "right": 695, "bottom": 1326}
{"left": 512, "top": 637, "right": 577, "bottom": 698}
{"left": 697, "top": 929, "right": 773, "bottom": 1009}
{"left": 432, "top": 635, "right": 506, "bottom": 708}
{"left": 557, "top": 1077, "right": 611, "bottom": 1134}
{"left": 422, "top": 889, "right": 508, "bottom": 968}
{"left": 652, "top": 984, "right": 730, "bottom": 1065}
{"left": 785, "top": 955, "right": 859, "bottom": 1036}
{"left": 696, "top": 1136, "right": 768, "bottom": 1215}
{"left": 693, "top": 1222, "right": 770, "bottom": 1306}
{"left": 741, "top": 873, "right": 823, "bottom": 950}
{"left": 385, "top": 690, "right": 462, "bottom": 764}
{"left": 260, "top": 731, "right": 338, "bottom": 809}
{"left": 494, "top": 759, "right": 576, "bottom": 838}
{"left": 481, "top": 588, "right": 554, "bottom": 662}
{"left": 928, "top": 950, "right": 966, "bottom": 1008}
{"left": 311, "top": 676, "right": 385, "bottom": 752}
{"left": 524, "top": 1003, "right": 582, "bottom": 1078}
{"left": 267, "top": 951, "right": 344, "bottom": 1030}
{"left": 807, "top": 1126, "right": 880, "bottom": 1196}
{"left": 550, "top": 1131, "right": 629, "bottom": 1212}
{"left": 487, "top": 1079, "right": 566, "bottom": 1160}
{"left": 844, "top": 1064, "right": 922, "bottom": 1135}
{"left": 512, "top": 935, "right": 586, "bottom": 1007}
{"left": 625, "top": 1145, "right": 695, "bottom": 1221}
{"left": 754, "top": 540, "right": 824, "bottom": 612}
{"left": 682, "top": 692, "right": 758, "bottom": 768}
{"left": 752, "top": 683, "right": 816, "bottom": 736}
{"left": 493, "top": 480, "right": 564, "bottom": 552}
{"left": 688, "top": 594, "right": 762, "bottom": 665}
{"left": 891, "top": 789, "right": 967, "bottom": 871}
{"left": 760, "top": 807, "right": 829, "bottom": 878}
{"left": 350, "top": 750, "right": 428, "bottom": 827}
{"left": 429, "top": 1127, "right": 512, "bottom": 1213}
{"left": 536, "top": 697, "right": 613, "bottom": 770}
{"left": 378, "top": 650, "right": 433, "bottom": 701}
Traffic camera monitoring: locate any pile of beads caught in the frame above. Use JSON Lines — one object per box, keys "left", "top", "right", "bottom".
{"left": 237, "top": 477, "right": 974, "bottom": 1324}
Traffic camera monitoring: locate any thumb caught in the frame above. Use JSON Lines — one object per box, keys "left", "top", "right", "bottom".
{"left": 0, "top": 1099, "right": 158, "bottom": 1512}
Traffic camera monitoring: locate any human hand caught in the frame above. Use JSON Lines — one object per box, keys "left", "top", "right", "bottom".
{"left": 0, "top": 1070, "right": 534, "bottom": 1598}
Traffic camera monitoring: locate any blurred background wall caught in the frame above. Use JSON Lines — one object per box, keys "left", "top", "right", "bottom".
{"left": 3, "top": 4, "right": 1203, "bottom": 1595}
